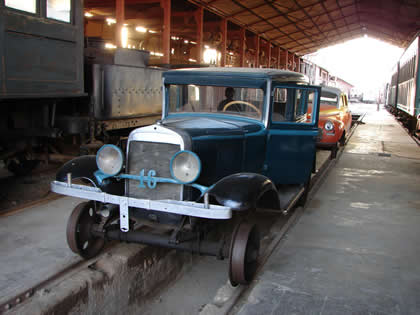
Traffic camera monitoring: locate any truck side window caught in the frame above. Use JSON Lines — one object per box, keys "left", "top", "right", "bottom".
{"left": 272, "top": 88, "right": 315, "bottom": 124}
{"left": 272, "top": 88, "right": 287, "bottom": 121}
{"left": 5, "top": 0, "right": 36, "bottom": 13}
{"left": 47, "top": 0, "right": 72, "bottom": 23}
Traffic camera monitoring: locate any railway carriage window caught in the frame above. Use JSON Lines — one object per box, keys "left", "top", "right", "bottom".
{"left": 47, "top": 0, "right": 71, "bottom": 23}
{"left": 5, "top": 0, "right": 36, "bottom": 13}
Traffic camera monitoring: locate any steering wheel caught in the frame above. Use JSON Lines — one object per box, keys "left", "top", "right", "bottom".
{"left": 222, "top": 100, "right": 261, "bottom": 115}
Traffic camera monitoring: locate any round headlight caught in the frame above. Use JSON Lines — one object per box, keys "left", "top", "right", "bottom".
{"left": 96, "top": 144, "right": 124, "bottom": 176}
{"left": 170, "top": 150, "right": 201, "bottom": 184}
{"left": 324, "top": 121, "right": 334, "bottom": 131}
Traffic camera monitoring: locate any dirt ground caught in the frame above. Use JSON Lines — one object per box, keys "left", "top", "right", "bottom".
{"left": 0, "top": 161, "right": 59, "bottom": 213}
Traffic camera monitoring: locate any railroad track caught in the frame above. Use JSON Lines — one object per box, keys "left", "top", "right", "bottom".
{"left": 1, "top": 116, "right": 365, "bottom": 314}
{"left": 199, "top": 114, "right": 364, "bottom": 315}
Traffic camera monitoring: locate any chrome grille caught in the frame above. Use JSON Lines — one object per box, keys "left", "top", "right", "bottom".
{"left": 127, "top": 141, "right": 181, "bottom": 200}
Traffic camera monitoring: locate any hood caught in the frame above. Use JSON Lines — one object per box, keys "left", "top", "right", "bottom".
{"left": 161, "top": 115, "right": 263, "bottom": 138}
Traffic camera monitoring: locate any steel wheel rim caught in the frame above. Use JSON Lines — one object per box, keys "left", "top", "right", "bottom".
{"left": 66, "top": 201, "right": 105, "bottom": 259}
{"left": 229, "top": 221, "right": 260, "bottom": 286}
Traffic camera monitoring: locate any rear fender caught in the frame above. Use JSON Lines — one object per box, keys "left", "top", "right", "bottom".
{"left": 56, "top": 155, "right": 124, "bottom": 195}
{"left": 206, "top": 173, "right": 281, "bottom": 211}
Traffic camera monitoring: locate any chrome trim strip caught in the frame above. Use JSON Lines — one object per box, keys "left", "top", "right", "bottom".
{"left": 51, "top": 181, "right": 232, "bottom": 220}
{"left": 161, "top": 77, "right": 166, "bottom": 120}
{"left": 263, "top": 79, "right": 272, "bottom": 128}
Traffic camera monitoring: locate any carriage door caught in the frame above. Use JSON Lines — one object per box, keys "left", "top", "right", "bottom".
{"left": 265, "top": 85, "right": 321, "bottom": 185}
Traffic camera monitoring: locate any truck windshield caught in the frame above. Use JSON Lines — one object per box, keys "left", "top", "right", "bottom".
{"left": 168, "top": 84, "right": 264, "bottom": 120}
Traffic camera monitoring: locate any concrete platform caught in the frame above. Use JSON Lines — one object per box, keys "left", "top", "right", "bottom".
{"left": 0, "top": 197, "right": 82, "bottom": 305}
{"left": 235, "top": 109, "right": 420, "bottom": 314}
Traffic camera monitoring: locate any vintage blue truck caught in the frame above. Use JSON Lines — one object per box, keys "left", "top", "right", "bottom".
{"left": 51, "top": 67, "right": 321, "bottom": 285}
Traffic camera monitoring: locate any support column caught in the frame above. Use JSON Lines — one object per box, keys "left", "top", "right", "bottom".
{"left": 297, "top": 56, "right": 301, "bottom": 73}
{"left": 115, "top": 0, "right": 125, "bottom": 48}
{"left": 161, "top": 0, "right": 171, "bottom": 65}
{"left": 277, "top": 46, "right": 281, "bottom": 69}
{"left": 267, "top": 41, "right": 271, "bottom": 68}
{"left": 290, "top": 52, "right": 295, "bottom": 71}
{"left": 240, "top": 28, "right": 246, "bottom": 67}
{"left": 195, "top": 7, "right": 203, "bottom": 64}
{"left": 220, "top": 19, "right": 227, "bottom": 67}
{"left": 255, "top": 35, "right": 260, "bottom": 68}
{"left": 284, "top": 49, "right": 289, "bottom": 70}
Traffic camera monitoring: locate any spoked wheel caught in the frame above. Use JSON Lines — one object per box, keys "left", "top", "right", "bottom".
{"left": 66, "top": 201, "right": 105, "bottom": 259}
{"left": 229, "top": 221, "right": 260, "bottom": 286}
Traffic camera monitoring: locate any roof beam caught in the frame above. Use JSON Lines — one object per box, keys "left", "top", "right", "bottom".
{"left": 288, "top": 28, "right": 362, "bottom": 51}
{"left": 293, "top": 31, "right": 362, "bottom": 54}
{"left": 269, "top": 14, "right": 359, "bottom": 42}
{"left": 334, "top": 0, "right": 351, "bottom": 32}
{"left": 229, "top": 0, "right": 326, "bottom": 22}
{"left": 258, "top": 3, "right": 356, "bottom": 35}
{"left": 85, "top": 0, "right": 160, "bottom": 7}
{"left": 262, "top": 0, "right": 321, "bottom": 46}
{"left": 227, "top": 0, "right": 313, "bottom": 51}
{"left": 289, "top": 0, "right": 330, "bottom": 42}
{"left": 318, "top": 0, "right": 345, "bottom": 40}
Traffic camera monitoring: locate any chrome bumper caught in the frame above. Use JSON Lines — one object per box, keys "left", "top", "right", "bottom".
{"left": 51, "top": 181, "right": 232, "bottom": 232}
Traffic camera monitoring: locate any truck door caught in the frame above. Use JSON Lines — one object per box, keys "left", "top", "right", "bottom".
{"left": 265, "top": 85, "right": 321, "bottom": 185}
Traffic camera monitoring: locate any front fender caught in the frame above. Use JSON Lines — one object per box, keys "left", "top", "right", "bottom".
{"left": 56, "top": 155, "right": 124, "bottom": 195}
{"left": 206, "top": 173, "right": 280, "bottom": 211}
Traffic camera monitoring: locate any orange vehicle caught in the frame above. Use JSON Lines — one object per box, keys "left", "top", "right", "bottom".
{"left": 317, "top": 86, "right": 352, "bottom": 158}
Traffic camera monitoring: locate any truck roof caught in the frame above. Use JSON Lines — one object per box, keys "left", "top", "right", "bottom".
{"left": 163, "top": 67, "right": 308, "bottom": 83}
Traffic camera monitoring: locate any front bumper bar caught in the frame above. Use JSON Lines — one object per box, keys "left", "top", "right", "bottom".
{"left": 51, "top": 181, "right": 232, "bottom": 232}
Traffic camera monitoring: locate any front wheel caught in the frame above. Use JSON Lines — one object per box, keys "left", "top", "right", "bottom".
{"left": 66, "top": 201, "right": 105, "bottom": 259}
{"left": 229, "top": 221, "right": 260, "bottom": 286}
